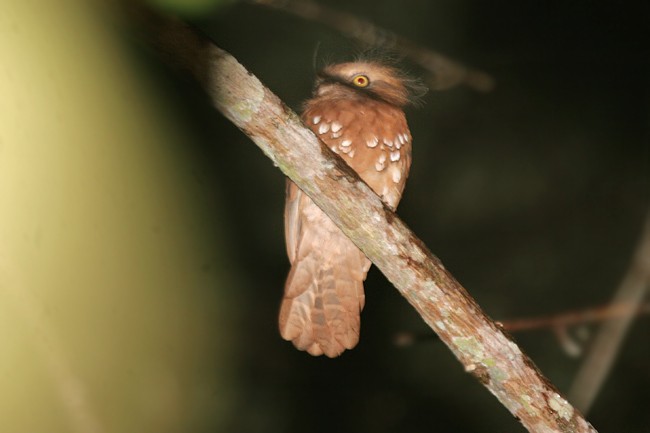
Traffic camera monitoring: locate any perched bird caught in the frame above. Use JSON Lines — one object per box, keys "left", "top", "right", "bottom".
{"left": 279, "top": 60, "right": 422, "bottom": 357}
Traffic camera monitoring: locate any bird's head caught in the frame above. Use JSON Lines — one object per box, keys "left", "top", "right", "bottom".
{"left": 313, "top": 61, "right": 426, "bottom": 108}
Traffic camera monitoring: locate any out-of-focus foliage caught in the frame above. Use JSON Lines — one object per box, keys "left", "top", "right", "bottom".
{"left": 145, "top": 0, "right": 234, "bottom": 17}
{"left": 0, "top": 2, "right": 237, "bottom": 432}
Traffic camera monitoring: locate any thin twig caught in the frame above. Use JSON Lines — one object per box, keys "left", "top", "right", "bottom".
{"left": 394, "top": 302, "right": 650, "bottom": 347}
{"left": 125, "top": 5, "right": 595, "bottom": 432}
{"left": 568, "top": 213, "right": 650, "bottom": 414}
{"left": 503, "top": 302, "right": 650, "bottom": 332}
{"left": 252, "top": 0, "right": 495, "bottom": 92}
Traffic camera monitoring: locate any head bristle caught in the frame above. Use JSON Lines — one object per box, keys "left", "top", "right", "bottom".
{"left": 314, "top": 59, "right": 427, "bottom": 107}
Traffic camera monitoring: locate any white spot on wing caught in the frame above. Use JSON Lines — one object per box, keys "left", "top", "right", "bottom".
{"left": 331, "top": 121, "right": 342, "bottom": 133}
{"left": 340, "top": 139, "right": 352, "bottom": 147}
{"left": 378, "top": 153, "right": 386, "bottom": 163}
{"left": 390, "top": 150, "right": 401, "bottom": 162}
{"left": 391, "top": 168, "right": 402, "bottom": 183}
{"left": 375, "top": 160, "right": 385, "bottom": 171}
{"left": 367, "top": 137, "right": 379, "bottom": 148}
{"left": 313, "top": 115, "right": 321, "bottom": 125}
{"left": 331, "top": 130, "right": 342, "bottom": 139}
{"left": 318, "top": 123, "right": 330, "bottom": 134}
{"left": 348, "top": 149, "right": 355, "bottom": 158}
{"left": 383, "top": 138, "right": 393, "bottom": 148}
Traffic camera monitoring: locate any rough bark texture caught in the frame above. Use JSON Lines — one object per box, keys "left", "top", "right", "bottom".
{"left": 130, "top": 7, "right": 597, "bottom": 433}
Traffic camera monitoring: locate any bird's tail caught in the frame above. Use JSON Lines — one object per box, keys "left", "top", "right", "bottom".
{"left": 279, "top": 229, "right": 370, "bottom": 357}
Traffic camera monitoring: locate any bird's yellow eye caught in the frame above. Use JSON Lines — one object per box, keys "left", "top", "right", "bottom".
{"left": 352, "top": 74, "right": 370, "bottom": 87}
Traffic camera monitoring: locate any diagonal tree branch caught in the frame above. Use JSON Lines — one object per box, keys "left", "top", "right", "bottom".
{"left": 252, "top": 0, "right": 495, "bottom": 92}
{"left": 126, "top": 5, "right": 596, "bottom": 432}
{"left": 568, "top": 213, "right": 650, "bottom": 413}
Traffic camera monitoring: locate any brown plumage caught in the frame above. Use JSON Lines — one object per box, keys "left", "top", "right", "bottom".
{"left": 279, "top": 61, "right": 419, "bottom": 357}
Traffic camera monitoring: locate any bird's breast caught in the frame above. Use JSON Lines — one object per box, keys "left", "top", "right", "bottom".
{"left": 303, "top": 99, "right": 412, "bottom": 208}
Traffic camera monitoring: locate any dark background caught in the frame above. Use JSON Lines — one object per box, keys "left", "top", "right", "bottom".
{"left": 141, "top": 1, "right": 649, "bottom": 431}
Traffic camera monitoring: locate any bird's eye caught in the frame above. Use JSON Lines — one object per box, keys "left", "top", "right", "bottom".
{"left": 351, "top": 74, "right": 370, "bottom": 88}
